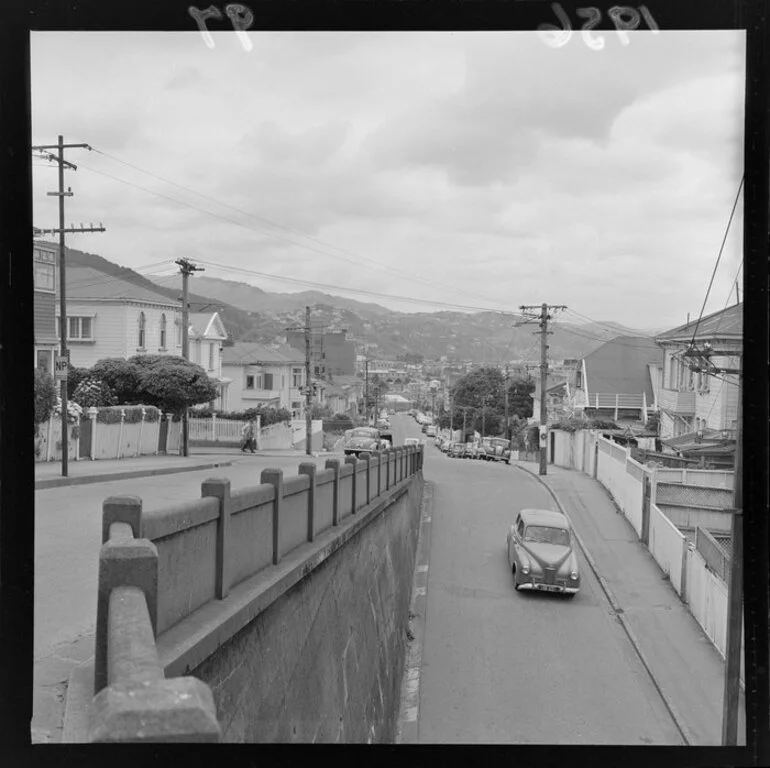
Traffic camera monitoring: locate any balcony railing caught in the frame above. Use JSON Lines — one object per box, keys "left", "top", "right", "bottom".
{"left": 583, "top": 393, "right": 645, "bottom": 410}
{"left": 658, "top": 388, "right": 696, "bottom": 416}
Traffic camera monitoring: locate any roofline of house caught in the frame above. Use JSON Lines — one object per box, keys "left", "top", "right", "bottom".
{"left": 59, "top": 296, "right": 181, "bottom": 309}
{"left": 654, "top": 303, "right": 742, "bottom": 341}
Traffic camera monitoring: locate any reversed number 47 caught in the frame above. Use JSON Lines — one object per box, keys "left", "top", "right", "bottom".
{"left": 539, "top": 3, "right": 660, "bottom": 50}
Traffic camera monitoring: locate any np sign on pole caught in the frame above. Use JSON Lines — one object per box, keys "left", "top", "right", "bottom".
{"left": 55, "top": 354, "right": 69, "bottom": 381}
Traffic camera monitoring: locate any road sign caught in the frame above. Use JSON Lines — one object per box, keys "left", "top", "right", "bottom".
{"left": 539, "top": 425, "right": 548, "bottom": 447}
{"left": 55, "top": 354, "right": 69, "bottom": 380}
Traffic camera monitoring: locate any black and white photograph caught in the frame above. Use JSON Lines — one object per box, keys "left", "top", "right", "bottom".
{"left": 4, "top": 4, "right": 764, "bottom": 753}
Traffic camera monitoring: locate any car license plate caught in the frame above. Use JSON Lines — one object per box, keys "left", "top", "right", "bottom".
{"left": 537, "top": 584, "right": 561, "bottom": 593}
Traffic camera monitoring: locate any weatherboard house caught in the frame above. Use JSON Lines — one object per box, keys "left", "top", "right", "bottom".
{"left": 54, "top": 262, "right": 183, "bottom": 369}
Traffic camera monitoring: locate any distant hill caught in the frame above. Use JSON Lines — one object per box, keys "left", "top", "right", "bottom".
{"left": 50, "top": 246, "right": 652, "bottom": 363}
{"left": 149, "top": 275, "right": 394, "bottom": 321}
{"left": 56, "top": 245, "right": 255, "bottom": 340}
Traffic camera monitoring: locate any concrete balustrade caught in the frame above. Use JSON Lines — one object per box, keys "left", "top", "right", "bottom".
{"left": 90, "top": 496, "right": 220, "bottom": 742}
{"left": 83, "top": 444, "right": 424, "bottom": 742}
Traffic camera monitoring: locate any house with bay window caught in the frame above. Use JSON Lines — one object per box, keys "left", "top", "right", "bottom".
{"left": 55, "top": 263, "right": 183, "bottom": 368}
{"left": 33, "top": 240, "right": 59, "bottom": 374}
{"left": 187, "top": 311, "right": 230, "bottom": 410}
{"left": 222, "top": 342, "right": 307, "bottom": 417}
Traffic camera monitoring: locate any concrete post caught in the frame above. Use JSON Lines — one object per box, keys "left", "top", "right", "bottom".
{"left": 211, "top": 412, "right": 217, "bottom": 442}
{"left": 116, "top": 408, "right": 126, "bottom": 460}
{"left": 374, "top": 451, "right": 382, "bottom": 498}
{"left": 299, "top": 463, "right": 317, "bottom": 542}
{"left": 102, "top": 496, "right": 143, "bottom": 544}
{"left": 325, "top": 458, "right": 341, "bottom": 526}
{"left": 95, "top": 535, "right": 159, "bottom": 694}
{"left": 344, "top": 456, "right": 358, "bottom": 513}
{"left": 385, "top": 448, "right": 391, "bottom": 490}
{"left": 261, "top": 468, "right": 283, "bottom": 565}
{"left": 89, "top": 675, "right": 220, "bottom": 743}
{"left": 202, "top": 478, "right": 232, "bottom": 599}
{"left": 136, "top": 408, "right": 145, "bottom": 458}
{"left": 87, "top": 406, "right": 98, "bottom": 460}
{"left": 364, "top": 454, "right": 372, "bottom": 505}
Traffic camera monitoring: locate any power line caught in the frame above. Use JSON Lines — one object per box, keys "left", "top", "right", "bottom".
{"left": 87, "top": 147, "right": 508, "bottom": 309}
{"left": 690, "top": 175, "right": 744, "bottom": 346}
{"left": 188, "top": 259, "right": 525, "bottom": 316}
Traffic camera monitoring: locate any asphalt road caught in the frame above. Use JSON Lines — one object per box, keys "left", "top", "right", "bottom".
{"left": 403, "top": 418, "right": 685, "bottom": 745}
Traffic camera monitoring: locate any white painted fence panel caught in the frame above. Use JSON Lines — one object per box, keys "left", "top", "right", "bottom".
{"left": 655, "top": 468, "right": 734, "bottom": 488}
{"left": 36, "top": 418, "right": 80, "bottom": 462}
{"left": 93, "top": 422, "right": 121, "bottom": 460}
{"left": 139, "top": 420, "right": 161, "bottom": 454}
{"left": 648, "top": 503, "right": 686, "bottom": 595}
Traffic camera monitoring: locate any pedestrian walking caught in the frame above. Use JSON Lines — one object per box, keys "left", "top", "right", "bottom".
{"left": 241, "top": 419, "right": 257, "bottom": 453}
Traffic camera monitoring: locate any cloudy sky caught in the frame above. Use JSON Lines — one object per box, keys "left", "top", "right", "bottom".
{"left": 31, "top": 31, "right": 745, "bottom": 329}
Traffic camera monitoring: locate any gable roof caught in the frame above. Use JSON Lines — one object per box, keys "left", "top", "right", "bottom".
{"left": 60, "top": 265, "right": 181, "bottom": 307}
{"left": 222, "top": 341, "right": 304, "bottom": 366}
{"left": 189, "top": 311, "right": 227, "bottom": 340}
{"left": 655, "top": 303, "right": 742, "bottom": 343}
{"left": 583, "top": 336, "right": 662, "bottom": 399}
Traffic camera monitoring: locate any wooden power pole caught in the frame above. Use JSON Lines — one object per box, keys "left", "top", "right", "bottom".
{"left": 305, "top": 306, "right": 312, "bottom": 456}
{"left": 176, "top": 257, "right": 205, "bottom": 457}
{"left": 518, "top": 303, "right": 566, "bottom": 475}
{"left": 32, "top": 136, "right": 105, "bottom": 477}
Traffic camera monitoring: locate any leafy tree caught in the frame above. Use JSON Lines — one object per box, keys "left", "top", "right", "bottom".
{"left": 65, "top": 365, "right": 90, "bottom": 399}
{"left": 474, "top": 407, "right": 503, "bottom": 437}
{"left": 136, "top": 361, "right": 218, "bottom": 414}
{"left": 72, "top": 376, "right": 119, "bottom": 408}
{"left": 311, "top": 403, "right": 333, "bottom": 419}
{"left": 451, "top": 367, "right": 505, "bottom": 412}
{"left": 34, "top": 368, "right": 57, "bottom": 428}
{"left": 507, "top": 377, "right": 535, "bottom": 419}
{"left": 90, "top": 358, "right": 144, "bottom": 404}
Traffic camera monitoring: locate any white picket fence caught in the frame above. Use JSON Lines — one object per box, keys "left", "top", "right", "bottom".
{"left": 188, "top": 416, "right": 257, "bottom": 444}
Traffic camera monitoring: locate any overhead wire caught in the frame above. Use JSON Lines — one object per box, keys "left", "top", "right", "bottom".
{"left": 689, "top": 174, "right": 744, "bottom": 346}
{"left": 88, "top": 147, "right": 508, "bottom": 310}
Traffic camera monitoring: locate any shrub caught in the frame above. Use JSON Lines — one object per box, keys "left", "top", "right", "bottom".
{"left": 34, "top": 368, "right": 57, "bottom": 427}
{"left": 136, "top": 362, "right": 218, "bottom": 415}
{"left": 72, "top": 376, "right": 118, "bottom": 408}
{"left": 66, "top": 365, "right": 90, "bottom": 399}
{"left": 90, "top": 358, "right": 144, "bottom": 404}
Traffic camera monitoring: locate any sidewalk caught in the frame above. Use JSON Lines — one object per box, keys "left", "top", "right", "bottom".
{"left": 515, "top": 460, "right": 746, "bottom": 747}
{"left": 34, "top": 447, "right": 340, "bottom": 490}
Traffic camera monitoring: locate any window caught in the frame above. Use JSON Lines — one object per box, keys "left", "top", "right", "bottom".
{"left": 57, "top": 316, "right": 93, "bottom": 340}
{"left": 138, "top": 312, "right": 146, "bottom": 349}
{"left": 246, "top": 375, "right": 255, "bottom": 390}
{"left": 177, "top": 322, "right": 182, "bottom": 347}
{"left": 264, "top": 373, "right": 273, "bottom": 390}
{"left": 36, "top": 349, "right": 53, "bottom": 373}
{"left": 208, "top": 342, "right": 215, "bottom": 371}
{"left": 293, "top": 368, "right": 303, "bottom": 387}
{"left": 292, "top": 401, "right": 302, "bottom": 410}
{"left": 34, "top": 261, "right": 55, "bottom": 292}
{"left": 160, "top": 314, "right": 167, "bottom": 349}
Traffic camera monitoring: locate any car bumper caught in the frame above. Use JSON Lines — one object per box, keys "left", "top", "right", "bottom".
{"left": 518, "top": 582, "right": 579, "bottom": 594}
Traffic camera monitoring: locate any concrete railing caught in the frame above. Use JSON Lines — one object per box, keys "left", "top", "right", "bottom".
{"left": 88, "top": 444, "right": 424, "bottom": 741}
{"left": 90, "top": 497, "right": 221, "bottom": 742}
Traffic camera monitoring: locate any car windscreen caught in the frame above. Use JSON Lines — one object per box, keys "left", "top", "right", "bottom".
{"left": 523, "top": 525, "right": 570, "bottom": 546}
{"left": 351, "top": 429, "right": 377, "bottom": 438}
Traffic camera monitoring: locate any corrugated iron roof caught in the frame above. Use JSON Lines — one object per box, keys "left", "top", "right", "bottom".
{"left": 655, "top": 303, "right": 742, "bottom": 342}
{"left": 584, "top": 336, "right": 662, "bottom": 399}
{"left": 222, "top": 342, "right": 305, "bottom": 366}
{"left": 60, "top": 265, "right": 180, "bottom": 306}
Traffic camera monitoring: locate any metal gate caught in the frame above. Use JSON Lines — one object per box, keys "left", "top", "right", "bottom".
{"left": 79, "top": 417, "right": 93, "bottom": 459}
{"left": 158, "top": 417, "right": 169, "bottom": 453}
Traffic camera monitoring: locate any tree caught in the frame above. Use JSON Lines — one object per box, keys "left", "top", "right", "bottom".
{"left": 507, "top": 377, "right": 536, "bottom": 419}
{"left": 65, "top": 364, "right": 90, "bottom": 399}
{"left": 451, "top": 367, "right": 506, "bottom": 412}
{"left": 90, "top": 358, "right": 144, "bottom": 404}
{"left": 34, "top": 368, "right": 57, "bottom": 429}
{"left": 71, "top": 376, "right": 119, "bottom": 408}
{"left": 134, "top": 359, "right": 218, "bottom": 414}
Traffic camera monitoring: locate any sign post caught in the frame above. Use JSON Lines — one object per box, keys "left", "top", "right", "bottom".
{"left": 54, "top": 353, "right": 69, "bottom": 381}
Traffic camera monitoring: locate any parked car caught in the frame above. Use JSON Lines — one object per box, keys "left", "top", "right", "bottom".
{"left": 480, "top": 437, "right": 512, "bottom": 463}
{"left": 342, "top": 427, "right": 387, "bottom": 457}
{"left": 462, "top": 442, "right": 478, "bottom": 459}
{"left": 426, "top": 425, "right": 437, "bottom": 437}
{"left": 506, "top": 508, "right": 580, "bottom": 596}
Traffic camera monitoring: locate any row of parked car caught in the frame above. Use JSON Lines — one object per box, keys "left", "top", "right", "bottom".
{"left": 433, "top": 435, "right": 512, "bottom": 464}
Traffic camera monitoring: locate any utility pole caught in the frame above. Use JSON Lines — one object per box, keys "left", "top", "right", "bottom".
{"left": 504, "top": 363, "right": 510, "bottom": 440}
{"left": 176, "top": 258, "right": 205, "bottom": 458}
{"left": 518, "top": 303, "right": 567, "bottom": 475}
{"left": 304, "top": 307, "right": 312, "bottom": 455}
{"left": 364, "top": 354, "right": 370, "bottom": 424}
{"left": 722, "top": 353, "right": 743, "bottom": 745}
{"left": 32, "top": 136, "right": 104, "bottom": 477}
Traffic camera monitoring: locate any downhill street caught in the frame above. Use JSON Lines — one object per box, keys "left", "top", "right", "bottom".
{"left": 400, "top": 417, "right": 685, "bottom": 745}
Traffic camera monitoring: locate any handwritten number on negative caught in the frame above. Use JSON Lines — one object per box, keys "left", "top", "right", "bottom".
{"left": 538, "top": 4, "right": 660, "bottom": 49}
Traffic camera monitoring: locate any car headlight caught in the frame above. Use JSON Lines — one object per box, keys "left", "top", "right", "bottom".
{"left": 521, "top": 563, "right": 530, "bottom": 575}
{"left": 570, "top": 571, "right": 578, "bottom": 580}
